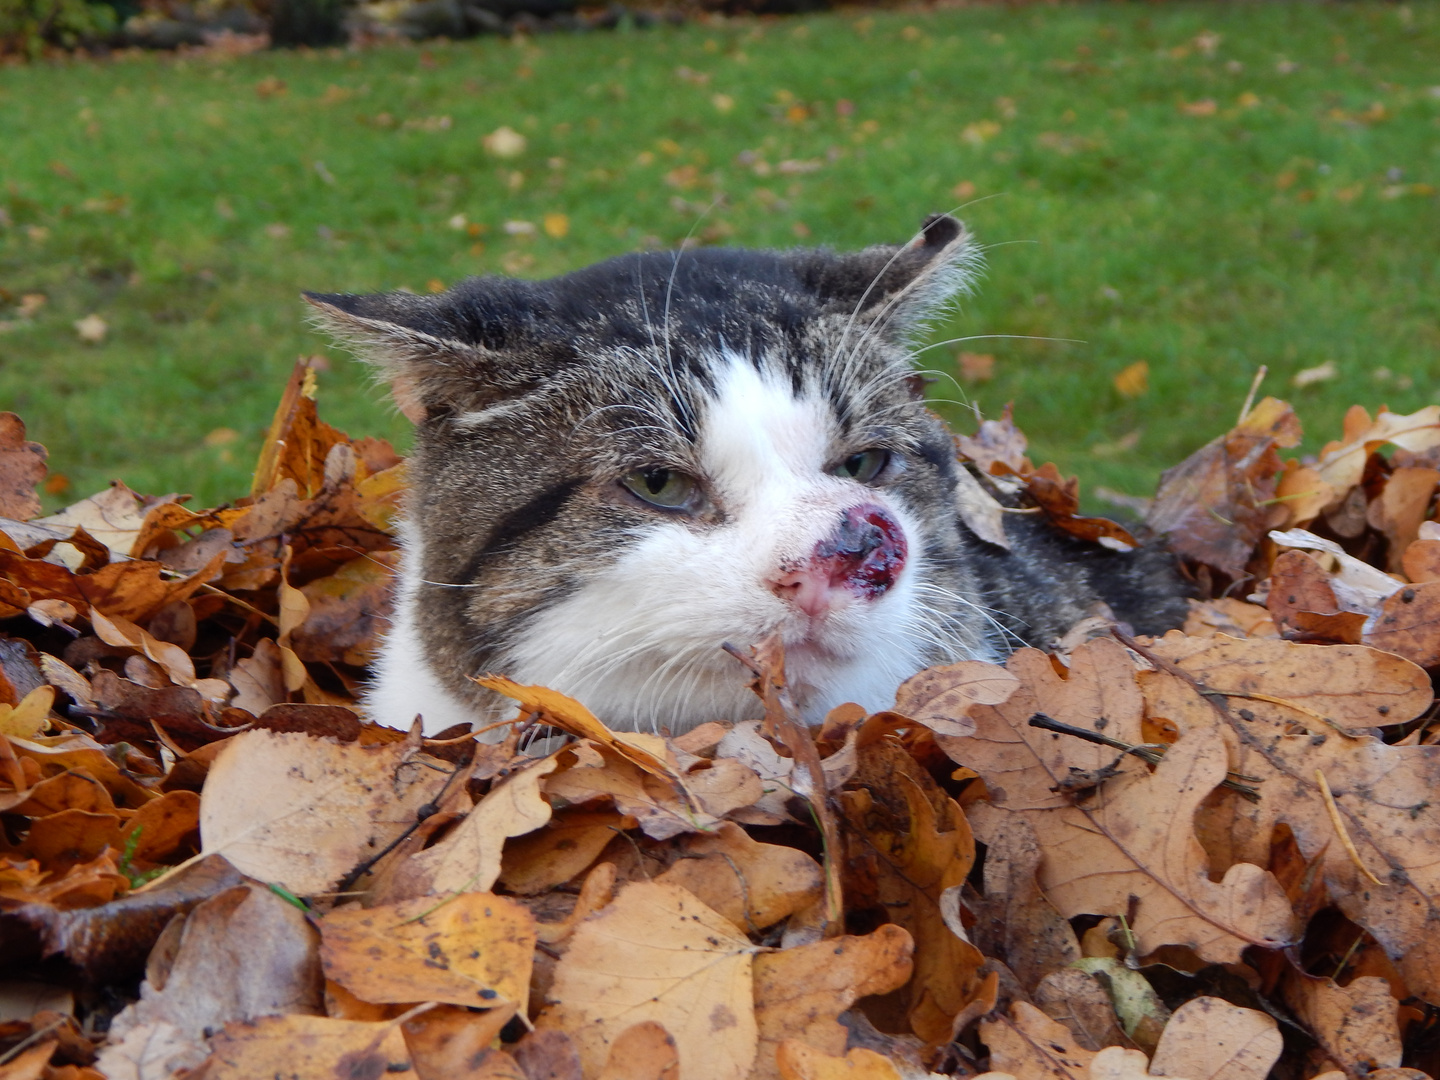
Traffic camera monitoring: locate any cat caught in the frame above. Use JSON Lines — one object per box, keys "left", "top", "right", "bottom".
{"left": 306, "top": 214, "right": 1188, "bottom": 736}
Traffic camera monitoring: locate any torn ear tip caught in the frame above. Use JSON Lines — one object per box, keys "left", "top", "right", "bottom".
{"left": 920, "top": 213, "right": 965, "bottom": 248}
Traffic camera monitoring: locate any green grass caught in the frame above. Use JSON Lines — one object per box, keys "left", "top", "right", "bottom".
{"left": 1, "top": 2, "right": 1438, "bottom": 510}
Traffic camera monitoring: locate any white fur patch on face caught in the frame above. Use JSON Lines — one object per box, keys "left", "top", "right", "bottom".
{"left": 485, "top": 352, "right": 938, "bottom": 731}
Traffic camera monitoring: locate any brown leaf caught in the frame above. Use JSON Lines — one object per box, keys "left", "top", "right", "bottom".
{"left": 499, "top": 810, "right": 631, "bottom": 896}
{"left": 979, "top": 1001, "right": 1099, "bottom": 1079}
{"left": 320, "top": 893, "right": 535, "bottom": 1008}
{"left": 956, "top": 405, "right": 1030, "bottom": 476}
{"left": 1265, "top": 551, "right": 1366, "bottom": 643}
{"left": 597, "top": 1021, "right": 680, "bottom": 1080}
{"left": 1149, "top": 632, "right": 1432, "bottom": 733}
{"left": 384, "top": 756, "right": 555, "bottom": 902}
{"left": 0, "top": 413, "right": 47, "bottom": 521}
{"left": 1022, "top": 462, "right": 1138, "bottom": 550}
{"left": 201, "top": 1014, "right": 417, "bottom": 1079}
{"left": 1137, "top": 640, "right": 1440, "bottom": 1002}
{"left": 894, "top": 660, "right": 1020, "bottom": 738}
{"left": 1146, "top": 396, "right": 1301, "bottom": 582}
{"left": 1367, "top": 467, "right": 1440, "bottom": 573}
{"left": 967, "top": 814, "right": 1081, "bottom": 993}
{"left": 946, "top": 639, "right": 1296, "bottom": 962}
{"left": 1148, "top": 997, "right": 1282, "bottom": 1080}
{"left": 774, "top": 1043, "right": 903, "bottom": 1080}
{"left": 1280, "top": 973, "right": 1401, "bottom": 1075}
{"left": 198, "top": 729, "right": 451, "bottom": 895}
{"left": 752, "top": 924, "right": 913, "bottom": 1080}
{"left": 511, "top": 1029, "right": 584, "bottom": 1080}
{"left": 839, "top": 746, "right": 985, "bottom": 1043}
{"left": 1033, "top": 969, "right": 1129, "bottom": 1052}
{"left": 290, "top": 551, "right": 398, "bottom": 666}
{"left": 121, "top": 790, "right": 200, "bottom": 863}
{"left": 654, "top": 821, "right": 822, "bottom": 932}
{"left": 537, "top": 880, "right": 759, "bottom": 1080}
{"left": 96, "top": 882, "right": 322, "bottom": 1078}
{"left": 542, "top": 745, "right": 722, "bottom": 842}
{"left": 1315, "top": 405, "right": 1440, "bottom": 503}
{"left": 1366, "top": 581, "right": 1440, "bottom": 668}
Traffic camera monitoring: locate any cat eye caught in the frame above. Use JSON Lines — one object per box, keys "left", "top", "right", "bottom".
{"left": 833, "top": 449, "right": 891, "bottom": 484}
{"left": 620, "top": 468, "right": 702, "bottom": 511}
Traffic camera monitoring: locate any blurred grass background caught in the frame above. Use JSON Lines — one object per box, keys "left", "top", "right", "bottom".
{"left": 1, "top": 1, "right": 1438, "bottom": 510}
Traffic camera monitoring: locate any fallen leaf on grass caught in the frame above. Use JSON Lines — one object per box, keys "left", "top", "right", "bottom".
{"left": 0, "top": 413, "right": 47, "bottom": 521}
{"left": 1147, "top": 997, "right": 1281, "bottom": 1080}
{"left": 537, "top": 880, "right": 760, "bottom": 1080}
{"left": 198, "top": 729, "right": 451, "bottom": 895}
{"left": 320, "top": 892, "right": 535, "bottom": 1008}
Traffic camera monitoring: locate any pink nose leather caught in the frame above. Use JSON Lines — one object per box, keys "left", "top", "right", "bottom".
{"left": 770, "top": 504, "right": 908, "bottom": 618}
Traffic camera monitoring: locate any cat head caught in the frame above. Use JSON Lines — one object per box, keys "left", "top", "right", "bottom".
{"left": 307, "top": 214, "right": 995, "bottom": 733}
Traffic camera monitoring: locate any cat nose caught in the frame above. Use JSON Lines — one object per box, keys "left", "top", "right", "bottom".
{"left": 770, "top": 504, "right": 908, "bottom": 616}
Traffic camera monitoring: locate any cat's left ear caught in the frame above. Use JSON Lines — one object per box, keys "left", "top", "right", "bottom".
{"left": 303, "top": 281, "right": 551, "bottom": 423}
{"left": 791, "top": 213, "right": 979, "bottom": 338}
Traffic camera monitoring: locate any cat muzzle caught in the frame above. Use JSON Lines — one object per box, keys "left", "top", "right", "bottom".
{"left": 770, "top": 504, "right": 908, "bottom": 619}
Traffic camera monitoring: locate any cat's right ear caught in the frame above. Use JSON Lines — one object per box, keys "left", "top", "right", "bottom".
{"left": 303, "top": 285, "right": 540, "bottom": 423}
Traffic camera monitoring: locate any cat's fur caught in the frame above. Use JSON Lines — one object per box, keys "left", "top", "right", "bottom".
{"left": 307, "top": 215, "right": 1187, "bottom": 735}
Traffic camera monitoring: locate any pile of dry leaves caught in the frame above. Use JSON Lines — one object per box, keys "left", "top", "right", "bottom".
{"left": 3, "top": 360, "right": 1440, "bottom": 1080}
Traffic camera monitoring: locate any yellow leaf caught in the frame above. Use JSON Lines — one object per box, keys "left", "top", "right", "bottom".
{"left": 0, "top": 685, "right": 55, "bottom": 738}
{"left": 543, "top": 213, "right": 570, "bottom": 239}
{"left": 1113, "top": 361, "right": 1149, "bottom": 398}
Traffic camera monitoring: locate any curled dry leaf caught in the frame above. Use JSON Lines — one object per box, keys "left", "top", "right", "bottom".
{"left": 542, "top": 744, "right": 721, "bottom": 841}
{"left": 320, "top": 892, "right": 535, "bottom": 1009}
{"left": 1147, "top": 997, "right": 1281, "bottom": 1080}
{"left": 654, "top": 821, "right": 823, "bottom": 932}
{"left": 384, "top": 756, "right": 556, "bottom": 902}
{"left": 198, "top": 729, "right": 451, "bottom": 895}
{"left": 537, "top": 880, "right": 760, "bottom": 1080}
{"left": 401, "top": 1005, "right": 520, "bottom": 1080}
{"left": 499, "top": 809, "right": 631, "bottom": 896}
{"left": 839, "top": 748, "right": 985, "bottom": 1044}
{"left": 97, "top": 882, "right": 322, "bottom": 1079}
{"left": 1146, "top": 396, "right": 1300, "bottom": 581}
{"left": 0, "top": 412, "right": 47, "bottom": 521}
{"left": 948, "top": 639, "right": 1295, "bottom": 962}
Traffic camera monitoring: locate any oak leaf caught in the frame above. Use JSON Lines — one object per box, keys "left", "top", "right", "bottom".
{"left": 0, "top": 412, "right": 47, "bottom": 521}
{"left": 1147, "top": 997, "right": 1281, "bottom": 1080}
{"left": 1145, "top": 396, "right": 1300, "bottom": 581}
{"left": 945, "top": 639, "right": 1296, "bottom": 962}
{"left": 979, "top": 1001, "right": 1099, "bottom": 1080}
{"left": 655, "top": 821, "right": 823, "bottom": 932}
{"left": 537, "top": 880, "right": 760, "bottom": 1080}
{"left": 752, "top": 924, "right": 913, "bottom": 1080}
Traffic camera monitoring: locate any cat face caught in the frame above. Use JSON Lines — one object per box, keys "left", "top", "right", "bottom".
{"left": 309, "top": 214, "right": 997, "bottom": 734}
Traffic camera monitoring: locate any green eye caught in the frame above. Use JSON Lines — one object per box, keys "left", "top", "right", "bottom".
{"left": 620, "top": 468, "right": 700, "bottom": 510}
{"left": 834, "top": 449, "right": 890, "bottom": 484}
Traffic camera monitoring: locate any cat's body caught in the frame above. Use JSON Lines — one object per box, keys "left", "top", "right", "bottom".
{"left": 308, "top": 215, "right": 1188, "bottom": 735}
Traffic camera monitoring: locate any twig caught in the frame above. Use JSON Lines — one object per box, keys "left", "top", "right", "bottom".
{"left": 1315, "top": 768, "right": 1384, "bottom": 886}
{"left": 1237, "top": 365, "right": 1268, "bottom": 425}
